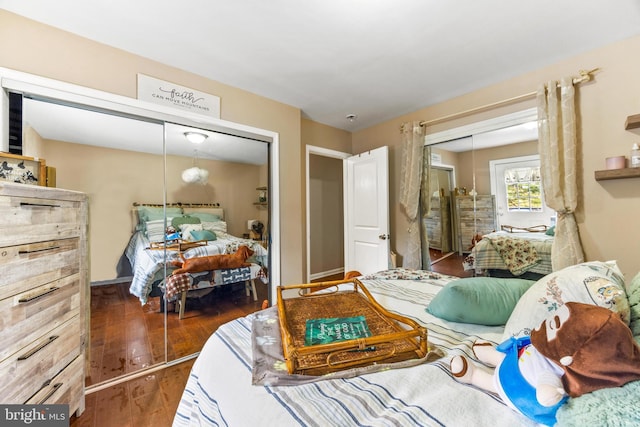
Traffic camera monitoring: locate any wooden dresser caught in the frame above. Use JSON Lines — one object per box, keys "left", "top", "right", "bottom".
{"left": 0, "top": 182, "right": 88, "bottom": 416}
{"left": 453, "top": 194, "right": 497, "bottom": 255}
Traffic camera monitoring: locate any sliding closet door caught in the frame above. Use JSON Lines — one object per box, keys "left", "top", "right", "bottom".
{"left": 163, "top": 122, "right": 270, "bottom": 363}
{"left": 19, "top": 97, "right": 167, "bottom": 386}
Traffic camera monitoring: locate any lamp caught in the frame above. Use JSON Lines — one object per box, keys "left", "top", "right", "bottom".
{"left": 184, "top": 131, "right": 208, "bottom": 144}
{"left": 182, "top": 149, "right": 209, "bottom": 185}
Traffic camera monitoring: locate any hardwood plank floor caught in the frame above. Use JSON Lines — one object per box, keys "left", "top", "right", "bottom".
{"left": 72, "top": 280, "right": 268, "bottom": 427}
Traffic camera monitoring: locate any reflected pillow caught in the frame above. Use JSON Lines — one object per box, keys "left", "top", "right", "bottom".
{"left": 171, "top": 215, "right": 201, "bottom": 229}
{"left": 138, "top": 206, "right": 183, "bottom": 222}
{"left": 180, "top": 223, "right": 203, "bottom": 241}
{"left": 190, "top": 229, "right": 217, "bottom": 241}
{"left": 186, "top": 212, "right": 221, "bottom": 222}
{"left": 202, "top": 220, "right": 227, "bottom": 234}
{"left": 136, "top": 206, "right": 183, "bottom": 231}
{"left": 145, "top": 219, "right": 166, "bottom": 243}
{"left": 503, "top": 260, "right": 629, "bottom": 340}
{"left": 426, "top": 277, "right": 535, "bottom": 326}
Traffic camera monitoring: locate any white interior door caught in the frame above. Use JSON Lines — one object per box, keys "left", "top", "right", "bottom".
{"left": 344, "top": 146, "right": 389, "bottom": 274}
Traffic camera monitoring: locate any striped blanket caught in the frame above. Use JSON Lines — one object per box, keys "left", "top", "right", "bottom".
{"left": 173, "top": 275, "right": 537, "bottom": 427}
{"left": 124, "top": 231, "right": 268, "bottom": 304}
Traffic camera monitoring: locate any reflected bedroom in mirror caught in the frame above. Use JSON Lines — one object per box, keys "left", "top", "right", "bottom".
{"left": 424, "top": 111, "right": 556, "bottom": 281}
{"left": 19, "top": 96, "right": 271, "bottom": 388}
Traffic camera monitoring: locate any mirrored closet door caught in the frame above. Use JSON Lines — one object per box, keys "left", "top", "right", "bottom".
{"left": 424, "top": 110, "right": 548, "bottom": 270}
{"left": 2, "top": 68, "right": 279, "bottom": 390}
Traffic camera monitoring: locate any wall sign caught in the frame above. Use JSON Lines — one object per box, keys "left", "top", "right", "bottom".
{"left": 137, "top": 74, "right": 220, "bottom": 118}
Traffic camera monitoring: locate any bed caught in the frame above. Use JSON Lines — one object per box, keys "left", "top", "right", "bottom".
{"left": 122, "top": 203, "right": 268, "bottom": 306}
{"left": 463, "top": 228, "right": 554, "bottom": 278}
{"left": 173, "top": 263, "right": 640, "bottom": 427}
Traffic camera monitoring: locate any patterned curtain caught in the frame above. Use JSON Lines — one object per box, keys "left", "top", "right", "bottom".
{"left": 537, "top": 77, "right": 585, "bottom": 270}
{"left": 399, "top": 121, "right": 426, "bottom": 269}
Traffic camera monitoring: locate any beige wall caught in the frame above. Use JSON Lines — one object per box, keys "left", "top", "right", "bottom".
{"left": 0, "top": 10, "right": 307, "bottom": 285}
{"left": 34, "top": 138, "right": 263, "bottom": 281}
{"left": 353, "top": 34, "right": 640, "bottom": 279}
{"left": 309, "top": 154, "right": 344, "bottom": 275}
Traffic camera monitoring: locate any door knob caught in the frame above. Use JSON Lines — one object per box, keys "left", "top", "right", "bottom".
{"left": 378, "top": 234, "right": 390, "bottom": 240}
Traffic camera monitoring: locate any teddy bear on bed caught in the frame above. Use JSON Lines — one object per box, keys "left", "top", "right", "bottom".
{"left": 449, "top": 302, "right": 640, "bottom": 426}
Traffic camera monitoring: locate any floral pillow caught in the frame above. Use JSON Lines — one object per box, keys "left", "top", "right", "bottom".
{"left": 502, "top": 260, "right": 629, "bottom": 340}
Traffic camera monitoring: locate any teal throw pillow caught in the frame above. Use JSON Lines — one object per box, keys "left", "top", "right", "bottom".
{"left": 190, "top": 229, "right": 217, "bottom": 241}
{"left": 185, "top": 212, "right": 221, "bottom": 222}
{"left": 545, "top": 225, "right": 555, "bottom": 236}
{"left": 426, "top": 277, "right": 535, "bottom": 326}
{"left": 172, "top": 215, "right": 201, "bottom": 229}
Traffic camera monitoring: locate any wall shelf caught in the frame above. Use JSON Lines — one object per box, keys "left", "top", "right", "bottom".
{"left": 254, "top": 186, "right": 268, "bottom": 207}
{"left": 625, "top": 114, "right": 640, "bottom": 131}
{"left": 594, "top": 167, "right": 640, "bottom": 181}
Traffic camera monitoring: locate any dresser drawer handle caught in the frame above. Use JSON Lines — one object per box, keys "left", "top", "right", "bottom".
{"left": 20, "top": 202, "right": 61, "bottom": 208}
{"left": 18, "top": 286, "right": 60, "bottom": 303}
{"left": 19, "top": 246, "right": 61, "bottom": 254}
{"left": 17, "top": 336, "right": 59, "bottom": 361}
{"left": 37, "top": 382, "right": 63, "bottom": 404}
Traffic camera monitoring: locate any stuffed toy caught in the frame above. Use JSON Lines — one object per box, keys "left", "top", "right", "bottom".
{"left": 170, "top": 246, "right": 254, "bottom": 275}
{"left": 449, "top": 302, "right": 640, "bottom": 426}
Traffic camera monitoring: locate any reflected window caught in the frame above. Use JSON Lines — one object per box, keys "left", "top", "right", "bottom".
{"left": 504, "top": 166, "right": 542, "bottom": 212}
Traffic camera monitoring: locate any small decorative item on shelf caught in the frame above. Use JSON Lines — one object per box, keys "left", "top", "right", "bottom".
{"left": 631, "top": 143, "right": 640, "bottom": 168}
{"left": 0, "top": 152, "right": 46, "bottom": 185}
{"left": 605, "top": 156, "right": 626, "bottom": 170}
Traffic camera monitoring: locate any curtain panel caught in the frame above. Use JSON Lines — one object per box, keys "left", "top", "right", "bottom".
{"left": 537, "top": 77, "right": 585, "bottom": 270}
{"left": 399, "top": 121, "right": 426, "bottom": 269}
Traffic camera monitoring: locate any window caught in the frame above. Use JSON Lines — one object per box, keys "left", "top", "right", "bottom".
{"left": 504, "top": 167, "right": 542, "bottom": 212}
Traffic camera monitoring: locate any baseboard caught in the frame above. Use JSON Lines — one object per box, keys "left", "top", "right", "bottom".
{"left": 91, "top": 276, "right": 133, "bottom": 287}
{"left": 309, "top": 267, "right": 344, "bottom": 281}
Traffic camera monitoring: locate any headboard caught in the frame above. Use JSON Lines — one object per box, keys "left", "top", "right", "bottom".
{"left": 131, "top": 202, "right": 225, "bottom": 232}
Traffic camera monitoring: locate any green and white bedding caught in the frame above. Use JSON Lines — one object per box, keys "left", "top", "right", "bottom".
{"left": 464, "top": 231, "right": 553, "bottom": 276}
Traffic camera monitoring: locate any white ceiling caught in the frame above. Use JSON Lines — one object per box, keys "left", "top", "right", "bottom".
{"left": 23, "top": 98, "right": 269, "bottom": 165}
{"left": 3, "top": 0, "right": 640, "bottom": 132}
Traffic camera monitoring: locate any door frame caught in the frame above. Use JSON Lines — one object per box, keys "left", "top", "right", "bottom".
{"left": 305, "top": 145, "right": 350, "bottom": 282}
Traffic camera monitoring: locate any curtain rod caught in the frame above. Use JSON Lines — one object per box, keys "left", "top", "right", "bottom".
{"left": 402, "top": 68, "right": 599, "bottom": 130}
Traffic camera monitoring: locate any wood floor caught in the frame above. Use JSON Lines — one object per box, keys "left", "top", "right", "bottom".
{"left": 71, "top": 280, "right": 268, "bottom": 427}
{"left": 429, "top": 249, "right": 473, "bottom": 277}
{"left": 72, "top": 256, "right": 468, "bottom": 427}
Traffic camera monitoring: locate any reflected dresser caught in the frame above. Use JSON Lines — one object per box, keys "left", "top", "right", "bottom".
{"left": 0, "top": 182, "right": 88, "bottom": 417}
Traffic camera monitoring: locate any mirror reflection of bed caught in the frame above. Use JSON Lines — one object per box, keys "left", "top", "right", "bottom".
{"left": 21, "top": 97, "right": 272, "bottom": 387}
{"left": 423, "top": 110, "right": 554, "bottom": 280}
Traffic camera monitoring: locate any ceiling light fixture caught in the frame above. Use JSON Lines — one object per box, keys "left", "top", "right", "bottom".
{"left": 184, "top": 131, "right": 208, "bottom": 144}
{"left": 346, "top": 114, "right": 358, "bottom": 122}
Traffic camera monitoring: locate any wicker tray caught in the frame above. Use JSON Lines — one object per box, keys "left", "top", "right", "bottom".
{"left": 277, "top": 278, "right": 428, "bottom": 375}
{"left": 147, "top": 239, "right": 207, "bottom": 252}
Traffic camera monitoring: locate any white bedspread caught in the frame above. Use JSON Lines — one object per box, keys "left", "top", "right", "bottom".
{"left": 125, "top": 231, "right": 268, "bottom": 304}
{"left": 173, "top": 275, "right": 537, "bottom": 427}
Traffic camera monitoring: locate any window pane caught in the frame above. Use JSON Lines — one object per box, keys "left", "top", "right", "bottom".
{"left": 504, "top": 167, "right": 543, "bottom": 212}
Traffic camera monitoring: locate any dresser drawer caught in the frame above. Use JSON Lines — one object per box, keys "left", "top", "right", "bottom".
{"left": 0, "top": 195, "right": 83, "bottom": 247}
{"left": 0, "top": 238, "right": 80, "bottom": 299}
{"left": 0, "top": 316, "right": 80, "bottom": 403}
{"left": 25, "top": 355, "right": 84, "bottom": 413}
{"left": 0, "top": 273, "right": 80, "bottom": 363}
